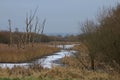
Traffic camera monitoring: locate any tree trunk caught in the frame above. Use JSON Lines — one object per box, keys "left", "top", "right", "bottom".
{"left": 91, "top": 56, "right": 95, "bottom": 70}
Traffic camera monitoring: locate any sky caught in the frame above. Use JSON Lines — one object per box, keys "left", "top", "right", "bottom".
{"left": 0, "top": 0, "right": 119, "bottom": 35}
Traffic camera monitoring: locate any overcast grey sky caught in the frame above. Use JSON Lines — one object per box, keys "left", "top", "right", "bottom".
{"left": 0, "top": 0, "right": 119, "bottom": 34}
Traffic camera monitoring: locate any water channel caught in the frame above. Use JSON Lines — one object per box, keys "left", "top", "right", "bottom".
{"left": 0, "top": 44, "right": 78, "bottom": 69}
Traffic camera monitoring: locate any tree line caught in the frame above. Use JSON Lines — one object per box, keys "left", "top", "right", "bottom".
{"left": 0, "top": 31, "right": 79, "bottom": 43}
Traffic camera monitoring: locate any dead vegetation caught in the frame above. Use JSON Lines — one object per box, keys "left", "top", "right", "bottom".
{"left": 0, "top": 3, "right": 120, "bottom": 80}
{"left": 0, "top": 43, "right": 119, "bottom": 80}
{"left": 0, "top": 43, "right": 59, "bottom": 63}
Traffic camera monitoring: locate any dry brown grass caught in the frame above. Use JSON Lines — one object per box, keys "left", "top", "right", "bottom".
{"left": 0, "top": 42, "right": 120, "bottom": 80}
{"left": 0, "top": 61, "right": 119, "bottom": 80}
{"left": 60, "top": 55, "right": 120, "bottom": 80}
{"left": 0, "top": 43, "right": 59, "bottom": 63}
{"left": 0, "top": 63, "right": 120, "bottom": 80}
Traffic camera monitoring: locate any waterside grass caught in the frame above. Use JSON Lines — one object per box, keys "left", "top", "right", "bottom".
{"left": 0, "top": 63, "right": 119, "bottom": 80}
{"left": 0, "top": 43, "right": 59, "bottom": 63}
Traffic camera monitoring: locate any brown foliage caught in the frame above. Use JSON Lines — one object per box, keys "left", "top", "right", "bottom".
{"left": 79, "top": 3, "right": 120, "bottom": 71}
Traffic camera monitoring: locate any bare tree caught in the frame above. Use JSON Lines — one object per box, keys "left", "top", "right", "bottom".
{"left": 39, "top": 19, "right": 46, "bottom": 42}
{"left": 28, "top": 23, "right": 33, "bottom": 45}
{"left": 25, "top": 7, "right": 38, "bottom": 47}
{"left": 8, "top": 19, "right": 13, "bottom": 47}
{"left": 32, "top": 16, "right": 39, "bottom": 46}
{"left": 41, "top": 19, "right": 46, "bottom": 35}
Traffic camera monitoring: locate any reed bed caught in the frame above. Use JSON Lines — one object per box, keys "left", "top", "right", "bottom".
{"left": 0, "top": 43, "right": 59, "bottom": 63}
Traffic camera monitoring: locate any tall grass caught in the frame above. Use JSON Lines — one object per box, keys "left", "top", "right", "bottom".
{"left": 0, "top": 43, "right": 59, "bottom": 63}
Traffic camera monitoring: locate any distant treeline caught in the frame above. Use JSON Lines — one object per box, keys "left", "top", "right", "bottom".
{"left": 0, "top": 31, "right": 79, "bottom": 44}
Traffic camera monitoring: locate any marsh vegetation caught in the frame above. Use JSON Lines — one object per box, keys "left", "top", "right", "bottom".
{"left": 0, "top": 3, "right": 120, "bottom": 80}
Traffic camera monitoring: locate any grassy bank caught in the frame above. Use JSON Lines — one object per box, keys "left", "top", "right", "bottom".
{"left": 0, "top": 43, "right": 59, "bottom": 63}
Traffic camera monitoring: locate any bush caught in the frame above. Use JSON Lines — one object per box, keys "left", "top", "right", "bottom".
{"left": 80, "top": 3, "right": 120, "bottom": 70}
